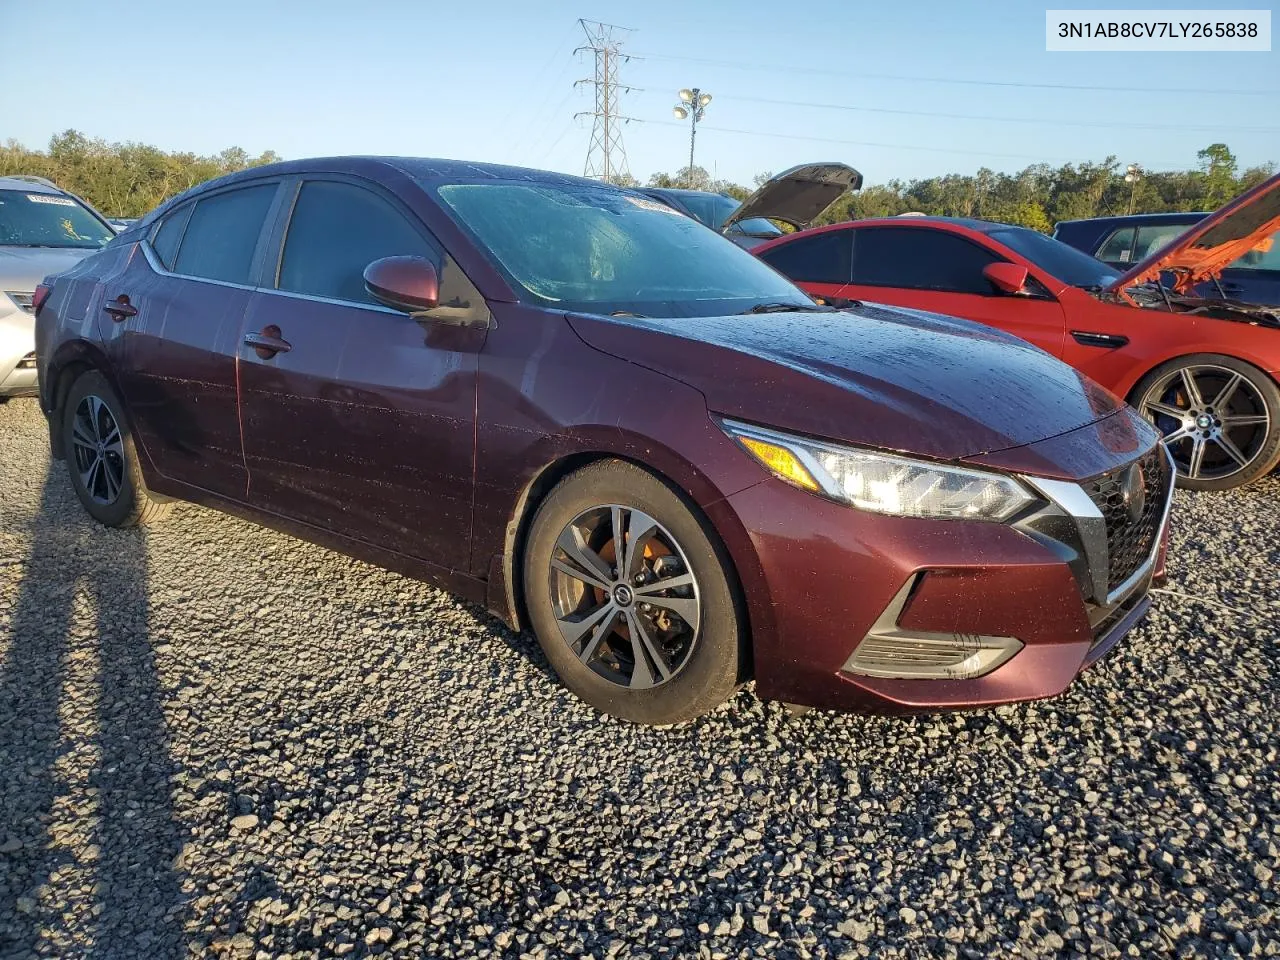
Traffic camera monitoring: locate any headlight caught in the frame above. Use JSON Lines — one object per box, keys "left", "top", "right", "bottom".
{"left": 720, "top": 419, "right": 1037, "bottom": 521}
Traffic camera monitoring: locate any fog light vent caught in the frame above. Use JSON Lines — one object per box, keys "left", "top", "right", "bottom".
{"left": 843, "top": 578, "right": 1024, "bottom": 680}
{"left": 16, "top": 352, "right": 36, "bottom": 370}
{"left": 5, "top": 291, "right": 34, "bottom": 314}
{"left": 846, "top": 633, "right": 1022, "bottom": 680}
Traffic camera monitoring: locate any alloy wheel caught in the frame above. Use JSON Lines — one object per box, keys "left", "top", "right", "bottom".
{"left": 547, "top": 504, "right": 701, "bottom": 690}
{"left": 1139, "top": 364, "right": 1270, "bottom": 482}
{"left": 71, "top": 394, "right": 126, "bottom": 505}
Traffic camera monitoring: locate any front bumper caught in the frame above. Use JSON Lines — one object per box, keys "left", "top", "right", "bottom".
{"left": 712, "top": 442, "right": 1174, "bottom": 714}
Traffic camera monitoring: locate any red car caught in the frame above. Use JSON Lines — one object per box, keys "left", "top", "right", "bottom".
{"left": 754, "top": 174, "right": 1280, "bottom": 490}
{"left": 37, "top": 157, "right": 1172, "bottom": 724}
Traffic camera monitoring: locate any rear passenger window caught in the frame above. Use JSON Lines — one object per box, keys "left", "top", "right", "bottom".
{"left": 278, "top": 181, "right": 436, "bottom": 304}
{"left": 1132, "top": 224, "right": 1185, "bottom": 261}
{"left": 758, "top": 231, "right": 852, "bottom": 284}
{"left": 1229, "top": 229, "right": 1280, "bottom": 271}
{"left": 151, "top": 204, "right": 192, "bottom": 271}
{"left": 173, "top": 184, "right": 277, "bottom": 284}
{"left": 1095, "top": 228, "right": 1136, "bottom": 263}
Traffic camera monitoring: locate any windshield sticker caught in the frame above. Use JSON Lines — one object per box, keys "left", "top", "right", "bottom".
{"left": 27, "top": 194, "right": 76, "bottom": 206}
{"left": 626, "top": 196, "right": 683, "bottom": 215}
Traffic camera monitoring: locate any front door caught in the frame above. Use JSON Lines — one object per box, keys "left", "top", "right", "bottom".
{"left": 235, "top": 178, "right": 485, "bottom": 570}
{"left": 837, "top": 225, "right": 1069, "bottom": 357}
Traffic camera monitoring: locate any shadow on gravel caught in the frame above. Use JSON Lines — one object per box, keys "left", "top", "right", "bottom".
{"left": 0, "top": 465, "right": 186, "bottom": 957}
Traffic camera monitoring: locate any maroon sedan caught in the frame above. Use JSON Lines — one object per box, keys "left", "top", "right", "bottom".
{"left": 34, "top": 157, "right": 1173, "bottom": 724}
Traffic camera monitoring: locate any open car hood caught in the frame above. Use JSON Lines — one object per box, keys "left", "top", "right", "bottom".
{"left": 723, "top": 162, "right": 862, "bottom": 231}
{"left": 1106, "top": 172, "right": 1280, "bottom": 297}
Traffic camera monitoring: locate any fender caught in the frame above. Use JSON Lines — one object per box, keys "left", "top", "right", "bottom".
{"left": 42, "top": 339, "right": 125, "bottom": 458}
{"left": 482, "top": 424, "right": 777, "bottom": 669}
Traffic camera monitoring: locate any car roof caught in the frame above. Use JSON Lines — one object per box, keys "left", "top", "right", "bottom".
{"left": 641, "top": 187, "right": 732, "bottom": 200}
{"left": 774, "top": 215, "right": 1017, "bottom": 237}
{"left": 1055, "top": 211, "right": 1208, "bottom": 227}
{"left": 0, "top": 175, "right": 65, "bottom": 194}
{"left": 126, "top": 156, "right": 621, "bottom": 235}
{"left": 189, "top": 156, "right": 607, "bottom": 194}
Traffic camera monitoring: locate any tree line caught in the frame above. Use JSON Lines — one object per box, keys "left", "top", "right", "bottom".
{"left": 0, "top": 131, "right": 280, "bottom": 218}
{"left": 641, "top": 143, "right": 1275, "bottom": 231}
{"left": 3, "top": 131, "right": 1273, "bottom": 232}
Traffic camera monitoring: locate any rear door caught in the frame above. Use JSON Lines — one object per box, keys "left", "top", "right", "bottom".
{"left": 110, "top": 180, "right": 283, "bottom": 497}
{"left": 236, "top": 176, "right": 484, "bottom": 570}
{"left": 837, "top": 225, "right": 1069, "bottom": 357}
{"left": 755, "top": 229, "right": 852, "bottom": 304}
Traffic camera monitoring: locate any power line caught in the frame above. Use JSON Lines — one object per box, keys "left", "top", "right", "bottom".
{"left": 630, "top": 51, "right": 1275, "bottom": 97}
{"left": 575, "top": 19, "right": 638, "bottom": 182}
{"left": 494, "top": 35, "right": 577, "bottom": 147}
{"left": 710, "top": 93, "right": 1280, "bottom": 134}
{"left": 630, "top": 117, "right": 1188, "bottom": 167}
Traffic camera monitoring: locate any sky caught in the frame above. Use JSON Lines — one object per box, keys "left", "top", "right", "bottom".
{"left": 2, "top": 0, "right": 1277, "bottom": 188}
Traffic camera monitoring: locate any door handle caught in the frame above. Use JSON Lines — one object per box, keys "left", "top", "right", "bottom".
{"left": 103, "top": 295, "right": 137, "bottom": 321}
{"left": 244, "top": 326, "right": 292, "bottom": 359}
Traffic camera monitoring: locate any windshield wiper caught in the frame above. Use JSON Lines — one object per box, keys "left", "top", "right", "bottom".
{"left": 745, "top": 301, "right": 834, "bottom": 314}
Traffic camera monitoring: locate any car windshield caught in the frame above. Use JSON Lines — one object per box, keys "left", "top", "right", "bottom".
{"left": 988, "top": 226, "right": 1119, "bottom": 289}
{"left": 0, "top": 190, "right": 114, "bottom": 249}
{"left": 434, "top": 181, "right": 811, "bottom": 317}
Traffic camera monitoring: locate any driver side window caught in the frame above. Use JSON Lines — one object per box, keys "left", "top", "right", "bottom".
{"left": 277, "top": 180, "right": 439, "bottom": 305}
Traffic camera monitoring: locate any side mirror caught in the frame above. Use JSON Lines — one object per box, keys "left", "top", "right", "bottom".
{"left": 983, "top": 262, "right": 1030, "bottom": 295}
{"left": 363, "top": 256, "right": 439, "bottom": 314}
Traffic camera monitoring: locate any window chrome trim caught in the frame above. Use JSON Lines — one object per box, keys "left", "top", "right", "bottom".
{"left": 141, "top": 240, "right": 412, "bottom": 317}
{"left": 139, "top": 239, "right": 258, "bottom": 291}
{"left": 255, "top": 285, "right": 406, "bottom": 317}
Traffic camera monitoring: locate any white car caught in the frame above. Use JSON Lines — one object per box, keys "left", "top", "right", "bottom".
{"left": 0, "top": 176, "right": 115, "bottom": 400}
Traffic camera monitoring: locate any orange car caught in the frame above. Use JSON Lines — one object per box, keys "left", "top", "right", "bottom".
{"left": 756, "top": 174, "right": 1280, "bottom": 490}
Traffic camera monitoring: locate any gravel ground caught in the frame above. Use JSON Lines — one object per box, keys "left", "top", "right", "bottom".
{"left": 0, "top": 395, "right": 1277, "bottom": 960}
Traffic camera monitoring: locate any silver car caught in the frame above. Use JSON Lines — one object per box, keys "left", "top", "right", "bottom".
{"left": 0, "top": 176, "right": 115, "bottom": 400}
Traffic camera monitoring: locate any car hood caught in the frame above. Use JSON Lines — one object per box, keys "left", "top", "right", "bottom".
{"left": 0, "top": 246, "right": 99, "bottom": 292}
{"left": 1106, "top": 172, "right": 1280, "bottom": 296}
{"left": 724, "top": 163, "right": 863, "bottom": 231}
{"left": 567, "top": 302, "right": 1125, "bottom": 461}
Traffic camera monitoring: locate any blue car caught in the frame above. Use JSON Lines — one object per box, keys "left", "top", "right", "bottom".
{"left": 1053, "top": 212, "right": 1280, "bottom": 307}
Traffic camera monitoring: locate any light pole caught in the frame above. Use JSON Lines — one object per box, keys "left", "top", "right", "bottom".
{"left": 672, "top": 88, "right": 712, "bottom": 187}
{"left": 1124, "top": 163, "right": 1143, "bottom": 216}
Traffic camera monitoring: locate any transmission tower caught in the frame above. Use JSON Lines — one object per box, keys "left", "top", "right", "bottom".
{"left": 575, "top": 19, "right": 636, "bottom": 183}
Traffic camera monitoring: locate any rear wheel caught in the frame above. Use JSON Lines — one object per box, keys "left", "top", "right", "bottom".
{"left": 522, "top": 460, "right": 745, "bottom": 724}
{"left": 1133, "top": 354, "right": 1280, "bottom": 491}
{"left": 62, "top": 370, "right": 171, "bottom": 527}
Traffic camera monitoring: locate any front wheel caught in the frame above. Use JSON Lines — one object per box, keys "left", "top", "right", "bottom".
{"left": 62, "top": 370, "right": 171, "bottom": 527}
{"left": 522, "top": 460, "right": 746, "bottom": 725}
{"left": 1133, "top": 354, "right": 1280, "bottom": 491}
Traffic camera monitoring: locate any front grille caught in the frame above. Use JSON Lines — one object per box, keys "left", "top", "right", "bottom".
{"left": 16, "top": 352, "right": 36, "bottom": 370}
{"left": 1084, "top": 447, "right": 1169, "bottom": 593}
{"left": 5, "top": 291, "right": 34, "bottom": 314}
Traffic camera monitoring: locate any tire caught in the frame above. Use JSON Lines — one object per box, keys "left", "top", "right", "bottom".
{"left": 62, "top": 370, "right": 171, "bottom": 527}
{"left": 522, "top": 459, "right": 745, "bottom": 725}
{"left": 1131, "top": 354, "right": 1280, "bottom": 492}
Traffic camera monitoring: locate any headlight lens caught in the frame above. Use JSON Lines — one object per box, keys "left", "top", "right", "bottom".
{"left": 721, "top": 419, "right": 1037, "bottom": 521}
